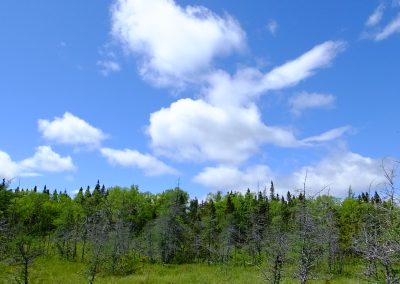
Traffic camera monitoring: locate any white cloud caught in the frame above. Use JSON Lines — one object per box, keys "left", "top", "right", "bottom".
{"left": 148, "top": 41, "right": 346, "bottom": 164}
{"left": 289, "top": 92, "right": 336, "bottom": 116}
{"left": 193, "top": 165, "right": 272, "bottom": 191}
{"left": 374, "top": 14, "right": 400, "bottom": 40}
{"left": 97, "top": 60, "right": 121, "bottom": 76}
{"left": 0, "top": 151, "right": 19, "bottom": 179}
{"left": 38, "top": 112, "right": 107, "bottom": 148}
{"left": 205, "top": 68, "right": 263, "bottom": 107}
{"left": 193, "top": 151, "right": 388, "bottom": 197}
{"left": 148, "top": 98, "right": 349, "bottom": 164}
{"left": 363, "top": 2, "right": 400, "bottom": 41}
{"left": 148, "top": 98, "right": 304, "bottom": 164}
{"left": 261, "top": 41, "right": 345, "bottom": 91}
{"left": 302, "top": 126, "right": 352, "bottom": 144}
{"left": 19, "top": 146, "right": 75, "bottom": 173}
{"left": 282, "top": 151, "right": 387, "bottom": 196}
{"left": 366, "top": 4, "right": 385, "bottom": 27}
{"left": 0, "top": 146, "right": 75, "bottom": 180}
{"left": 267, "top": 19, "right": 278, "bottom": 35}
{"left": 100, "top": 147, "right": 179, "bottom": 176}
{"left": 111, "top": 0, "right": 245, "bottom": 86}
{"left": 205, "top": 41, "right": 345, "bottom": 107}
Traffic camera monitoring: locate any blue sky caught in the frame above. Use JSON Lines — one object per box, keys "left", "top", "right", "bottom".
{"left": 0, "top": 0, "right": 399, "bottom": 197}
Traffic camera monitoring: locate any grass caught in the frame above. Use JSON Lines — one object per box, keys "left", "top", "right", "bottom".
{"left": 0, "top": 256, "right": 369, "bottom": 283}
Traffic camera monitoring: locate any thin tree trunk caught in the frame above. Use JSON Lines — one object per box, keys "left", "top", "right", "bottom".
{"left": 23, "top": 259, "right": 28, "bottom": 284}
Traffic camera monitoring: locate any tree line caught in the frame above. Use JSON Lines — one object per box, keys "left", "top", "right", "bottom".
{"left": 0, "top": 174, "right": 399, "bottom": 283}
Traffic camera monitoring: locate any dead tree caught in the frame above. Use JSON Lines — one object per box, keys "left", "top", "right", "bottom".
{"left": 12, "top": 236, "right": 42, "bottom": 284}
{"left": 295, "top": 174, "right": 324, "bottom": 284}
{"left": 353, "top": 163, "right": 400, "bottom": 284}
{"left": 85, "top": 210, "right": 110, "bottom": 284}
{"left": 108, "top": 216, "right": 130, "bottom": 275}
{"left": 354, "top": 206, "right": 400, "bottom": 284}
{"left": 262, "top": 227, "right": 290, "bottom": 284}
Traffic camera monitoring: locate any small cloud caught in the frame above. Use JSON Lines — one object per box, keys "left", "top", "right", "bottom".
{"left": 19, "top": 146, "right": 76, "bottom": 173}
{"left": 374, "top": 14, "right": 400, "bottom": 41}
{"left": 302, "top": 126, "right": 352, "bottom": 144}
{"left": 262, "top": 41, "right": 346, "bottom": 91}
{"left": 266, "top": 19, "right": 278, "bottom": 36}
{"left": 363, "top": 2, "right": 400, "bottom": 41}
{"left": 97, "top": 60, "right": 121, "bottom": 76}
{"left": 101, "top": 147, "right": 179, "bottom": 176}
{"left": 0, "top": 151, "right": 19, "bottom": 179}
{"left": 38, "top": 112, "right": 107, "bottom": 149}
{"left": 193, "top": 165, "right": 272, "bottom": 192}
{"left": 366, "top": 4, "right": 385, "bottom": 27}
{"left": 0, "top": 146, "right": 75, "bottom": 180}
{"left": 289, "top": 92, "right": 336, "bottom": 116}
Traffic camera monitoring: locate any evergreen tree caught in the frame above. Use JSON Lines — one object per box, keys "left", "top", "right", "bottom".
{"left": 270, "top": 181, "right": 275, "bottom": 201}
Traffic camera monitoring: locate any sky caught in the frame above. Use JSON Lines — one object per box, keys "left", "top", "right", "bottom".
{"left": 0, "top": 0, "right": 399, "bottom": 198}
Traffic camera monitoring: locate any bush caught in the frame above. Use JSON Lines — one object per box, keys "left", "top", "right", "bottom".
{"left": 113, "top": 252, "right": 142, "bottom": 276}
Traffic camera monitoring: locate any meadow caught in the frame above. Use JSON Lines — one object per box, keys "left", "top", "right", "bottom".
{"left": 0, "top": 256, "right": 368, "bottom": 284}
{"left": 1, "top": 182, "right": 399, "bottom": 283}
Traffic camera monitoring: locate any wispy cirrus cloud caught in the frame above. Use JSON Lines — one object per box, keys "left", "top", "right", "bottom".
{"left": 266, "top": 19, "right": 278, "bottom": 36}
{"left": 97, "top": 60, "right": 121, "bottom": 76}
{"left": 261, "top": 41, "right": 346, "bottom": 91}
{"left": 363, "top": 2, "right": 400, "bottom": 41}
{"left": 289, "top": 92, "right": 336, "bottom": 116}
{"left": 374, "top": 14, "right": 400, "bottom": 40}
{"left": 366, "top": 4, "right": 385, "bottom": 27}
{"left": 302, "top": 126, "right": 352, "bottom": 144}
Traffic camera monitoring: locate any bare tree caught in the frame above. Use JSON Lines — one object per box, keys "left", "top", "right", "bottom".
{"left": 156, "top": 189, "right": 188, "bottom": 264}
{"left": 353, "top": 163, "right": 400, "bottom": 284}
{"left": 323, "top": 204, "right": 342, "bottom": 274}
{"left": 262, "top": 227, "right": 290, "bottom": 284}
{"left": 107, "top": 215, "right": 130, "bottom": 275}
{"left": 85, "top": 210, "right": 110, "bottom": 284}
{"left": 295, "top": 174, "right": 324, "bottom": 284}
{"left": 248, "top": 199, "right": 268, "bottom": 265}
{"left": 354, "top": 206, "right": 400, "bottom": 283}
{"left": 0, "top": 217, "right": 9, "bottom": 260}
{"left": 11, "top": 236, "right": 42, "bottom": 284}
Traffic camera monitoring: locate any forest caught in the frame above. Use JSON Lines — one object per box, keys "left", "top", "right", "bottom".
{"left": 0, "top": 170, "right": 399, "bottom": 284}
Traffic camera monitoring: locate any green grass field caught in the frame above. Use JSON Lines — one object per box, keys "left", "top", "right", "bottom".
{"left": 0, "top": 257, "right": 368, "bottom": 284}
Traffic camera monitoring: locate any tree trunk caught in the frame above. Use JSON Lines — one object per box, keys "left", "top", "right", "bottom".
{"left": 23, "top": 258, "right": 29, "bottom": 284}
{"left": 81, "top": 226, "right": 87, "bottom": 262}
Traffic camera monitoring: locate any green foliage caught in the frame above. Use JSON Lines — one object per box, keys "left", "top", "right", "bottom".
{"left": 112, "top": 251, "right": 143, "bottom": 276}
{"left": 0, "top": 179, "right": 398, "bottom": 283}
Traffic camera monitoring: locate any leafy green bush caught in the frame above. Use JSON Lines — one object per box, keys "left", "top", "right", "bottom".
{"left": 113, "top": 252, "right": 142, "bottom": 276}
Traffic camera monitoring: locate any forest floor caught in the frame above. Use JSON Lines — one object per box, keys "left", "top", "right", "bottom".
{"left": 0, "top": 256, "right": 366, "bottom": 284}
